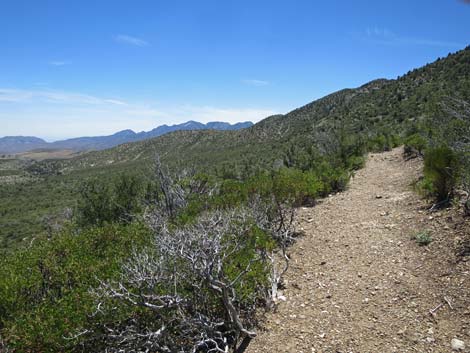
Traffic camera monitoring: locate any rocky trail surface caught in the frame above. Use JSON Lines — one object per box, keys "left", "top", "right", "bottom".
{"left": 248, "top": 147, "right": 470, "bottom": 353}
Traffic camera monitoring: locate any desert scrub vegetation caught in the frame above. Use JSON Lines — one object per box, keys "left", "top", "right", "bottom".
{"left": 0, "top": 223, "right": 152, "bottom": 352}
{"left": 403, "top": 133, "right": 427, "bottom": 158}
{"left": 422, "top": 146, "right": 459, "bottom": 204}
{"left": 0, "top": 155, "right": 326, "bottom": 352}
{"left": 76, "top": 174, "right": 143, "bottom": 227}
{"left": 413, "top": 230, "right": 433, "bottom": 246}
{"left": 87, "top": 207, "right": 281, "bottom": 352}
{"left": 0, "top": 118, "right": 386, "bottom": 351}
{"left": 0, "top": 140, "right": 367, "bottom": 351}
{"left": 405, "top": 97, "right": 470, "bottom": 210}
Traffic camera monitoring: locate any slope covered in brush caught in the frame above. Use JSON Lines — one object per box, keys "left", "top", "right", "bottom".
{"left": 44, "top": 47, "right": 470, "bottom": 176}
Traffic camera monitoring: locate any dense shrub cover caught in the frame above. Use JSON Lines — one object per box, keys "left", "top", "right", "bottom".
{"left": 0, "top": 223, "right": 152, "bottom": 352}
{"left": 0, "top": 99, "right": 408, "bottom": 352}
{"left": 0, "top": 141, "right": 364, "bottom": 352}
{"left": 77, "top": 174, "right": 143, "bottom": 227}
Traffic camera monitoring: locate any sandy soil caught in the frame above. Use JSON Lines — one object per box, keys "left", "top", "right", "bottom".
{"left": 248, "top": 147, "right": 470, "bottom": 353}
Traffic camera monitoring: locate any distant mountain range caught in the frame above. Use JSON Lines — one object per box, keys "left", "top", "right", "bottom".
{"left": 0, "top": 121, "right": 253, "bottom": 154}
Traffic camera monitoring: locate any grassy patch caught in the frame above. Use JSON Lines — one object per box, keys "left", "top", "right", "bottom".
{"left": 413, "top": 230, "right": 433, "bottom": 246}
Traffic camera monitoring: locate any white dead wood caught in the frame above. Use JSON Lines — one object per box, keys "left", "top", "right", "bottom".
{"left": 83, "top": 156, "right": 297, "bottom": 352}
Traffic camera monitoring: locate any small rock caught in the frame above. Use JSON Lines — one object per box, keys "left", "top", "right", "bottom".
{"left": 376, "top": 195, "right": 383, "bottom": 199}
{"left": 278, "top": 295, "right": 287, "bottom": 301}
{"left": 451, "top": 338, "right": 465, "bottom": 351}
{"left": 426, "top": 337, "right": 435, "bottom": 343}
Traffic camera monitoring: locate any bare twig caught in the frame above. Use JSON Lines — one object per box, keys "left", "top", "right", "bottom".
{"left": 444, "top": 296, "right": 454, "bottom": 310}
{"left": 429, "top": 303, "right": 444, "bottom": 317}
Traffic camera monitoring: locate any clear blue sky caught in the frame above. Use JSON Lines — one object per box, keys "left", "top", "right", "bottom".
{"left": 1, "top": 0, "right": 469, "bottom": 141}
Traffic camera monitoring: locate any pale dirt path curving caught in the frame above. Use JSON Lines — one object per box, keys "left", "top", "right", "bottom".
{"left": 248, "top": 147, "right": 470, "bottom": 353}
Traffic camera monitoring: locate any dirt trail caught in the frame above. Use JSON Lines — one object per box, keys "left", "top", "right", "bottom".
{"left": 248, "top": 147, "right": 470, "bottom": 353}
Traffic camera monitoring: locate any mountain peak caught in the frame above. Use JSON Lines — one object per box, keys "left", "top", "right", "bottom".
{"left": 113, "top": 129, "right": 136, "bottom": 137}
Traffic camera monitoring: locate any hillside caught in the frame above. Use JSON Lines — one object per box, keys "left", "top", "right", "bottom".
{"left": 41, "top": 47, "right": 470, "bottom": 176}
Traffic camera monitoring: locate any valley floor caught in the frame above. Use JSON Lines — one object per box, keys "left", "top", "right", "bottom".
{"left": 248, "top": 147, "right": 470, "bottom": 353}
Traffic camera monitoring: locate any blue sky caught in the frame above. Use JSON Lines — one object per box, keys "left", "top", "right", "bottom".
{"left": 1, "top": 0, "right": 469, "bottom": 141}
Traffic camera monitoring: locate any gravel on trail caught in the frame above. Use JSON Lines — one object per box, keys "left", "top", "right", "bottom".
{"left": 247, "top": 147, "right": 470, "bottom": 353}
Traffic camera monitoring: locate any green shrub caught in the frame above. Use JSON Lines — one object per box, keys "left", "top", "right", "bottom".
{"left": 77, "top": 174, "right": 143, "bottom": 227}
{"left": 404, "top": 133, "right": 427, "bottom": 157}
{"left": 347, "top": 155, "right": 366, "bottom": 171}
{"left": 423, "top": 145, "right": 459, "bottom": 203}
{"left": 366, "top": 132, "right": 402, "bottom": 153}
{"left": 314, "top": 161, "right": 350, "bottom": 195}
{"left": 112, "top": 174, "right": 143, "bottom": 223}
{"left": 413, "top": 230, "right": 432, "bottom": 246}
{"left": 214, "top": 168, "right": 325, "bottom": 209}
{"left": 0, "top": 223, "right": 151, "bottom": 352}
{"left": 368, "top": 134, "right": 391, "bottom": 152}
{"left": 76, "top": 178, "right": 114, "bottom": 227}
{"left": 272, "top": 168, "right": 322, "bottom": 205}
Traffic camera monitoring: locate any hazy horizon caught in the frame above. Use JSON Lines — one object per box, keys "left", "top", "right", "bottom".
{"left": 0, "top": 119, "right": 256, "bottom": 143}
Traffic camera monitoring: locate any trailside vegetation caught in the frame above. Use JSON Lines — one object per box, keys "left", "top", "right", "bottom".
{"left": 405, "top": 96, "right": 470, "bottom": 209}
{"left": 0, "top": 144, "right": 364, "bottom": 351}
